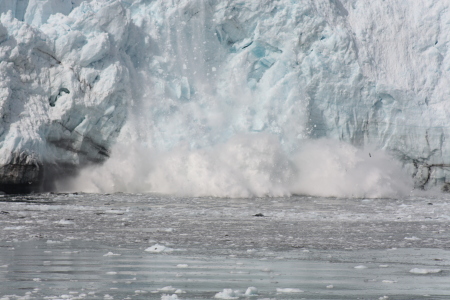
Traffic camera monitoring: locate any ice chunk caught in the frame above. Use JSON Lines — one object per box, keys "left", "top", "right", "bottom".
{"left": 158, "top": 286, "right": 176, "bottom": 292}
{"left": 409, "top": 268, "right": 442, "bottom": 274}
{"left": 145, "top": 244, "right": 173, "bottom": 253}
{"left": 161, "top": 295, "right": 178, "bottom": 300}
{"left": 244, "top": 287, "right": 258, "bottom": 296}
{"left": 276, "top": 288, "right": 304, "bottom": 293}
{"left": 103, "top": 252, "right": 121, "bottom": 257}
{"left": 354, "top": 265, "right": 368, "bottom": 269}
{"left": 54, "top": 219, "right": 74, "bottom": 225}
{"left": 79, "top": 33, "right": 110, "bottom": 67}
{"left": 214, "top": 289, "right": 241, "bottom": 299}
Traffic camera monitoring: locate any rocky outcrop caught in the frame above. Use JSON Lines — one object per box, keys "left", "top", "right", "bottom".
{"left": 0, "top": 152, "right": 43, "bottom": 193}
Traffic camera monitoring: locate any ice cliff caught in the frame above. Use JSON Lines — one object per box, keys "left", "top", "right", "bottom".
{"left": 0, "top": 0, "right": 449, "bottom": 195}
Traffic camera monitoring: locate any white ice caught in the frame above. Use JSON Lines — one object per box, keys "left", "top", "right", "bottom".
{"left": 409, "top": 268, "right": 442, "bottom": 274}
{"left": 276, "top": 288, "right": 304, "bottom": 293}
{"left": 1, "top": 0, "right": 450, "bottom": 196}
{"left": 145, "top": 244, "right": 173, "bottom": 253}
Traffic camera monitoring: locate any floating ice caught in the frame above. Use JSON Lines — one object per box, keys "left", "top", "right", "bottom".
{"left": 354, "top": 265, "right": 368, "bottom": 269}
{"left": 214, "top": 289, "right": 241, "bottom": 299}
{"left": 161, "top": 295, "right": 179, "bottom": 300}
{"left": 382, "top": 280, "right": 397, "bottom": 284}
{"left": 244, "top": 287, "right": 258, "bottom": 296}
{"left": 3, "top": 226, "right": 27, "bottom": 230}
{"left": 54, "top": 219, "right": 75, "bottom": 225}
{"left": 409, "top": 268, "right": 442, "bottom": 274}
{"left": 46, "top": 240, "right": 62, "bottom": 244}
{"left": 158, "top": 287, "right": 176, "bottom": 292}
{"left": 103, "top": 252, "right": 121, "bottom": 257}
{"left": 276, "top": 288, "right": 304, "bottom": 293}
{"left": 404, "top": 236, "right": 421, "bottom": 241}
{"left": 145, "top": 244, "right": 173, "bottom": 253}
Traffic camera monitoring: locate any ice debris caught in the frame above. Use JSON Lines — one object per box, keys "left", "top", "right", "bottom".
{"left": 276, "top": 288, "right": 304, "bottom": 293}
{"left": 214, "top": 289, "right": 241, "bottom": 299}
{"left": 354, "top": 265, "right": 368, "bottom": 269}
{"left": 409, "top": 268, "right": 442, "bottom": 274}
{"left": 103, "top": 252, "right": 121, "bottom": 256}
{"left": 145, "top": 244, "right": 173, "bottom": 253}
{"left": 214, "top": 287, "right": 258, "bottom": 299}
{"left": 161, "top": 295, "right": 179, "bottom": 300}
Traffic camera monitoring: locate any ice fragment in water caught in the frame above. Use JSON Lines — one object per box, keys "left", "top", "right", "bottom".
{"left": 244, "top": 287, "right": 258, "bottom": 296}
{"left": 103, "top": 252, "right": 121, "bottom": 256}
{"left": 354, "top": 265, "right": 368, "bottom": 269}
{"left": 158, "top": 286, "right": 176, "bottom": 292}
{"left": 409, "top": 268, "right": 442, "bottom": 274}
{"left": 276, "top": 288, "right": 304, "bottom": 293}
{"left": 145, "top": 244, "right": 173, "bottom": 253}
{"left": 161, "top": 295, "right": 179, "bottom": 300}
{"left": 214, "top": 289, "right": 241, "bottom": 299}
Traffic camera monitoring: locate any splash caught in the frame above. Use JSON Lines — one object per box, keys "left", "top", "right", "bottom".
{"left": 55, "top": 0, "right": 419, "bottom": 197}
{"left": 62, "top": 135, "right": 412, "bottom": 198}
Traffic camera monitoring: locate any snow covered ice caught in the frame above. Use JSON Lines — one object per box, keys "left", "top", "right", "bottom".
{"left": 0, "top": 0, "right": 450, "bottom": 195}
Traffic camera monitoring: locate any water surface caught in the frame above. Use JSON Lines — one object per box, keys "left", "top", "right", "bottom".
{"left": 0, "top": 193, "right": 449, "bottom": 299}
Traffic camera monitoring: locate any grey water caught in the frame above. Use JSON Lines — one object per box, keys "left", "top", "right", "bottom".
{"left": 0, "top": 193, "right": 449, "bottom": 299}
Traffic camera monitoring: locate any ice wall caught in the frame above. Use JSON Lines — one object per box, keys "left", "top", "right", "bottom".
{"left": 0, "top": 0, "right": 449, "bottom": 195}
{"left": 0, "top": 1, "right": 131, "bottom": 192}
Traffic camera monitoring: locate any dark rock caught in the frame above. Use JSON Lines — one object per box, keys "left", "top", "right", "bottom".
{"left": 442, "top": 182, "right": 450, "bottom": 193}
{"left": 0, "top": 152, "right": 43, "bottom": 193}
{"left": 0, "top": 151, "right": 78, "bottom": 194}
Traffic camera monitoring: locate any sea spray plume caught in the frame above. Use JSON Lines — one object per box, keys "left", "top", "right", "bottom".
{"left": 289, "top": 139, "right": 413, "bottom": 198}
{"left": 63, "top": 135, "right": 412, "bottom": 198}
{"left": 62, "top": 133, "right": 294, "bottom": 197}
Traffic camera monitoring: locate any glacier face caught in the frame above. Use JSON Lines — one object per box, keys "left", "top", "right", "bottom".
{"left": 0, "top": 1, "right": 131, "bottom": 191}
{"left": 0, "top": 0, "right": 449, "bottom": 194}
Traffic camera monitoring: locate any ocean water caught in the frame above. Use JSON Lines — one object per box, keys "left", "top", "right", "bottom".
{"left": 0, "top": 193, "right": 449, "bottom": 299}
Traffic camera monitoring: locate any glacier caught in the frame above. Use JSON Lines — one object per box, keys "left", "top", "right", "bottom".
{"left": 0, "top": 0, "right": 449, "bottom": 196}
